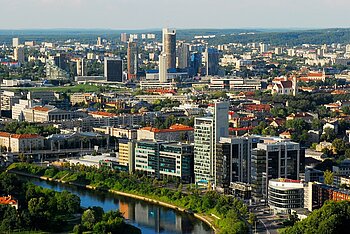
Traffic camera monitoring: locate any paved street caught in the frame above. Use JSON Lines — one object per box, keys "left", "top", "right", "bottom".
{"left": 252, "top": 206, "right": 287, "bottom": 234}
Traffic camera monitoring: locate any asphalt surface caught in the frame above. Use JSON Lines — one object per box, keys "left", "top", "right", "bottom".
{"left": 251, "top": 206, "right": 287, "bottom": 234}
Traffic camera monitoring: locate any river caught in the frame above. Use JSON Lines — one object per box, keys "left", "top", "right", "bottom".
{"left": 26, "top": 177, "right": 214, "bottom": 234}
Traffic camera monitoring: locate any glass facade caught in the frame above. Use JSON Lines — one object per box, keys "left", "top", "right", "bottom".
{"left": 135, "top": 141, "right": 194, "bottom": 182}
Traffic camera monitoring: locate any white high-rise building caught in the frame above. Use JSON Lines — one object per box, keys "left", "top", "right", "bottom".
{"left": 260, "top": 43, "right": 268, "bottom": 53}
{"left": 12, "top": 38, "right": 19, "bottom": 47}
{"left": 194, "top": 102, "right": 229, "bottom": 187}
{"left": 159, "top": 53, "right": 168, "bottom": 83}
{"left": 14, "top": 46, "right": 25, "bottom": 64}
{"left": 76, "top": 58, "right": 86, "bottom": 76}
{"left": 97, "top": 37, "right": 102, "bottom": 46}
{"left": 287, "top": 49, "right": 296, "bottom": 57}
{"left": 345, "top": 44, "right": 350, "bottom": 58}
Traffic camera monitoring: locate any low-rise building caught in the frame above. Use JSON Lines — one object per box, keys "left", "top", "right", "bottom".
{"left": 209, "top": 76, "right": 262, "bottom": 91}
{"left": 0, "top": 132, "right": 44, "bottom": 152}
{"left": 137, "top": 124, "right": 194, "bottom": 142}
{"left": 268, "top": 178, "right": 304, "bottom": 214}
{"left": 135, "top": 140, "right": 194, "bottom": 182}
{"left": 333, "top": 159, "right": 350, "bottom": 176}
{"left": 286, "top": 112, "right": 314, "bottom": 123}
{"left": 94, "top": 126, "right": 138, "bottom": 140}
{"left": 23, "top": 105, "right": 72, "bottom": 123}
{"left": 70, "top": 93, "right": 94, "bottom": 105}
{"left": 307, "top": 182, "right": 350, "bottom": 211}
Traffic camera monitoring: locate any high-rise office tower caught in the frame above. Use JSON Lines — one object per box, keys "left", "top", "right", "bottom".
{"left": 76, "top": 58, "right": 86, "bottom": 76}
{"left": 251, "top": 141, "right": 305, "bottom": 199}
{"left": 159, "top": 53, "right": 168, "bottom": 83}
{"left": 53, "top": 53, "right": 67, "bottom": 70}
{"left": 204, "top": 48, "right": 220, "bottom": 76}
{"left": 14, "top": 46, "right": 25, "bottom": 64}
{"left": 177, "top": 42, "right": 190, "bottom": 69}
{"left": 162, "top": 28, "right": 176, "bottom": 70}
{"left": 260, "top": 43, "right": 268, "bottom": 53}
{"left": 97, "top": 37, "right": 102, "bottom": 46}
{"left": 104, "top": 57, "right": 123, "bottom": 82}
{"left": 12, "top": 38, "right": 19, "bottom": 47}
{"left": 127, "top": 42, "right": 138, "bottom": 80}
{"left": 121, "top": 33, "right": 128, "bottom": 43}
{"left": 194, "top": 102, "right": 229, "bottom": 187}
{"left": 216, "top": 136, "right": 261, "bottom": 191}
{"left": 189, "top": 52, "right": 202, "bottom": 76}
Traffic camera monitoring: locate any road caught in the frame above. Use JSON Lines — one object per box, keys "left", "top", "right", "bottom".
{"left": 252, "top": 206, "right": 287, "bottom": 234}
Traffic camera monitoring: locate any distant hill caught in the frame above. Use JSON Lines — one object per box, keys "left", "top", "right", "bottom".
{"left": 1, "top": 28, "right": 350, "bottom": 46}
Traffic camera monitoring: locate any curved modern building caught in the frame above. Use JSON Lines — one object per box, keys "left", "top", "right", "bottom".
{"left": 268, "top": 178, "right": 304, "bottom": 214}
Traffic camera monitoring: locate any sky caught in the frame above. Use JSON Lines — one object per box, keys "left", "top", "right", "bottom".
{"left": 1, "top": 0, "right": 350, "bottom": 29}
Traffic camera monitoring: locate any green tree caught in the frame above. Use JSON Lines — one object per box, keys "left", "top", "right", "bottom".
{"left": 285, "top": 119, "right": 308, "bottom": 133}
{"left": 248, "top": 212, "right": 257, "bottom": 225}
{"left": 282, "top": 201, "right": 350, "bottom": 234}
{"left": 288, "top": 211, "right": 300, "bottom": 225}
{"left": 324, "top": 170, "right": 334, "bottom": 185}
{"left": 311, "top": 118, "right": 322, "bottom": 130}
{"left": 82, "top": 209, "right": 97, "bottom": 230}
{"left": 342, "top": 106, "right": 350, "bottom": 115}
{"left": 332, "top": 139, "right": 346, "bottom": 155}
{"left": 345, "top": 149, "right": 350, "bottom": 158}
{"left": 321, "top": 127, "right": 336, "bottom": 142}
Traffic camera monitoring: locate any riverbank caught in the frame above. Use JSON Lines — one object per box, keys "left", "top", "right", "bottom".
{"left": 9, "top": 170, "right": 218, "bottom": 233}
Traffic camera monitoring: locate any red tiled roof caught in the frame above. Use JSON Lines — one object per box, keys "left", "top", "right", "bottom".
{"left": 229, "top": 127, "right": 254, "bottom": 131}
{"left": 0, "top": 132, "right": 11, "bottom": 137}
{"left": 169, "top": 124, "right": 193, "bottom": 131}
{"left": 141, "top": 124, "right": 193, "bottom": 133}
{"left": 244, "top": 104, "right": 271, "bottom": 112}
{"left": 0, "top": 196, "right": 17, "bottom": 206}
{"left": 11, "top": 134, "right": 41, "bottom": 139}
{"left": 280, "top": 131, "right": 292, "bottom": 136}
{"left": 0, "top": 132, "right": 41, "bottom": 139}
{"left": 32, "top": 106, "right": 50, "bottom": 112}
{"left": 90, "top": 111, "right": 117, "bottom": 117}
{"left": 308, "top": 72, "right": 324, "bottom": 77}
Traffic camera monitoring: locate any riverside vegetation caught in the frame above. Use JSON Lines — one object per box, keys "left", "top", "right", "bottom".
{"left": 0, "top": 171, "right": 140, "bottom": 233}
{"left": 8, "top": 162, "right": 252, "bottom": 234}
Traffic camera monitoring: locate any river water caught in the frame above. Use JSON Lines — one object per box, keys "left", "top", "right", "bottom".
{"left": 27, "top": 178, "right": 214, "bottom": 234}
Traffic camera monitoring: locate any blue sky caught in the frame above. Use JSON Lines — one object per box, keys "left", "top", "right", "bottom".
{"left": 1, "top": 0, "right": 350, "bottom": 29}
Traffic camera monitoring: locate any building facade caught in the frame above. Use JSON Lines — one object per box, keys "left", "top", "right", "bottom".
{"left": 194, "top": 102, "right": 229, "bottom": 187}
{"left": 216, "top": 136, "right": 260, "bottom": 190}
{"left": 0, "top": 132, "right": 44, "bottom": 152}
{"left": 251, "top": 141, "right": 305, "bottom": 199}
{"left": 137, "top": 124, "right": 194, "bottom": 142}
{"left": 268, "top": 178, "right": 304, "bottom": 214}
{"left": 104, "top": 57, "right": 123, "bottom": 82}
{"left": 162, "top": 28, "right": 176, "bottom": 70}
{"left": 127, "top": 42, "right": 138, "bottom": 79}
{"left": 135, "top": 140, "right": 194, "bottom": 182}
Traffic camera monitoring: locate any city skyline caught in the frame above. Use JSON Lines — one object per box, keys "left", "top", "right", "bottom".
{"left": 1, "top": 0, "right": 350, "bottom": 29}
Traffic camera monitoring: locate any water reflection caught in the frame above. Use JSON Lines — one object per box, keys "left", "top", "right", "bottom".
{"left": 28, "top": 178, "right": 213, "bottom": 234}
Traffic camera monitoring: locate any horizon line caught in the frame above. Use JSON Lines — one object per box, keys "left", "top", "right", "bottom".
{"left": 0, "top": 27, "right": 348, "bottom": 31}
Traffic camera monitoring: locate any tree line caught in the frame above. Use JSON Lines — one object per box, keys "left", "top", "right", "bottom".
{"left": 9, "top": 162, "right": 252, "bottom": 233}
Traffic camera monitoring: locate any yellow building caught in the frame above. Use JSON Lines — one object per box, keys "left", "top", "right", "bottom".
{"left": 118, "top": 139, "right": 135, "bottom": 172}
